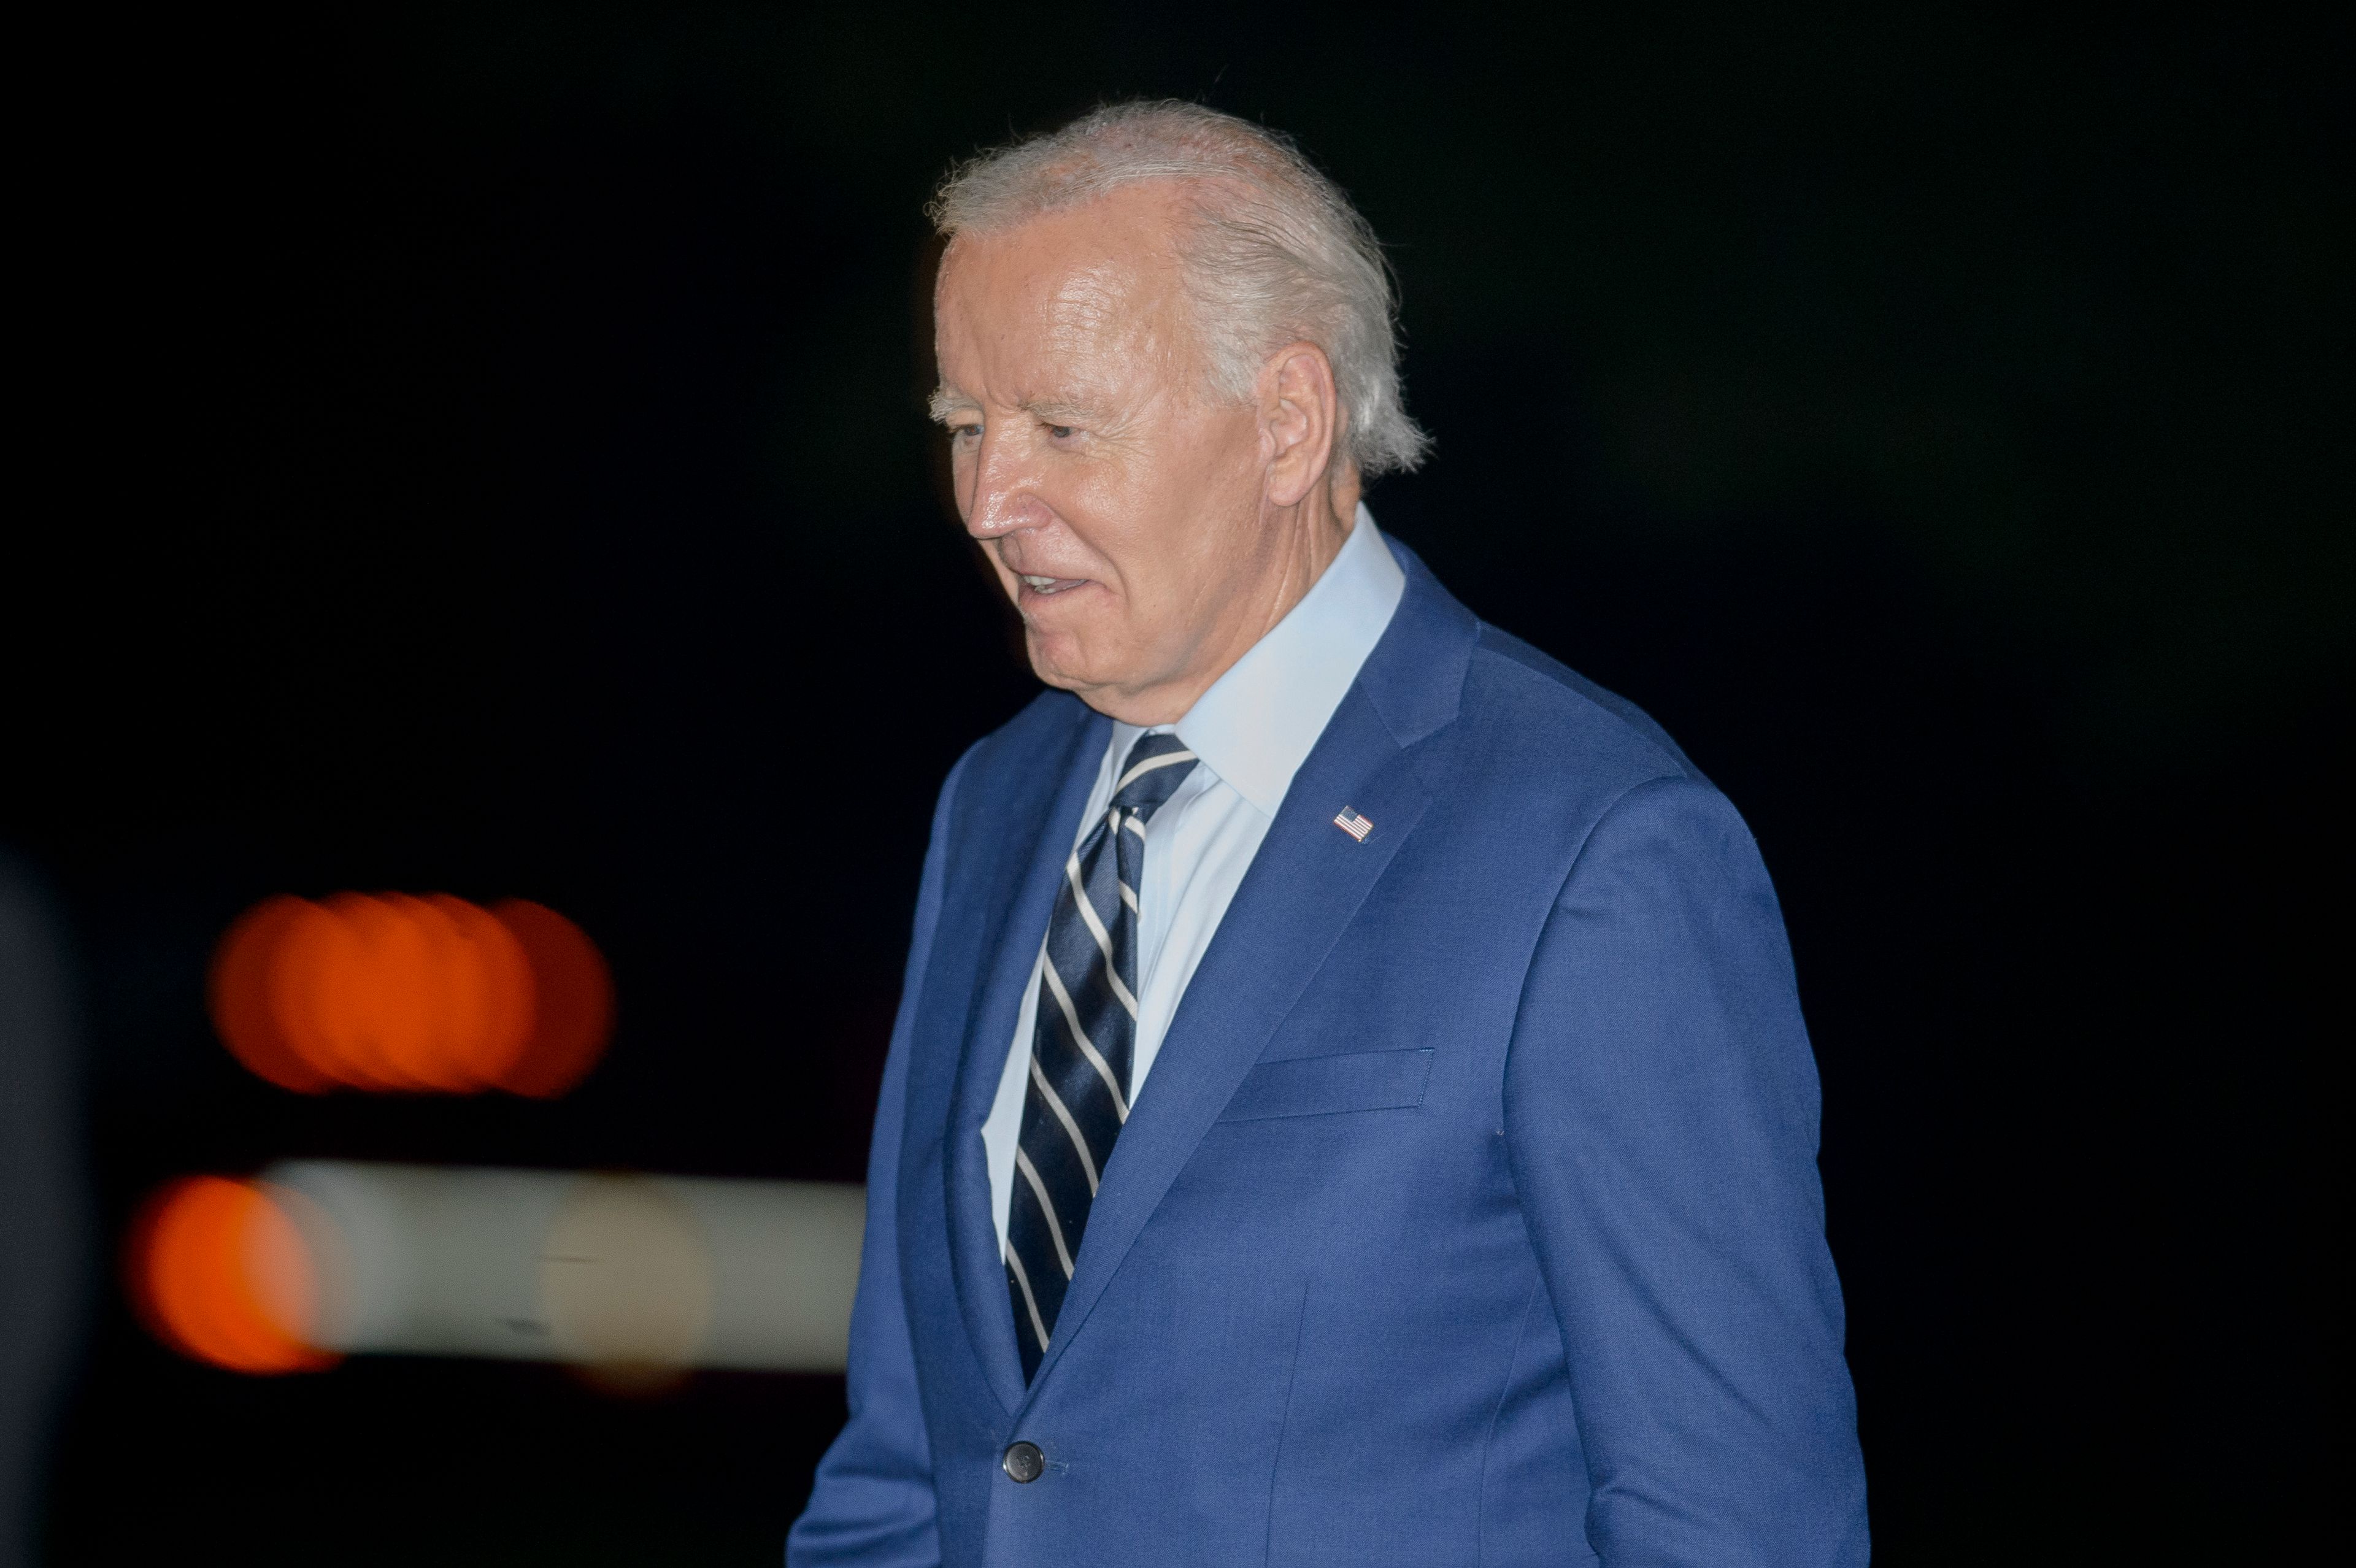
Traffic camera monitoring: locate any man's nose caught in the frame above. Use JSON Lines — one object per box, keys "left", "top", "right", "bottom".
{"left": 962, "top": 429, "right": 1047, "bottom": 539}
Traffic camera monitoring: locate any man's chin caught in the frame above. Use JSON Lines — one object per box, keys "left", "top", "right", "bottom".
{"left": 1024, "top": 640, "right": 1148, "bottom": 720}
{"left": 1024, "top": 645, "right": 1099, "bottom": 698}
{"left": 1022, "top": 624, "right": 1088, "bottom": 682}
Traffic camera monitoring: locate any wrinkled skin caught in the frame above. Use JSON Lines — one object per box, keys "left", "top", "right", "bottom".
{"left": 932, "top": 181, "right": 1360, "bottom": 726}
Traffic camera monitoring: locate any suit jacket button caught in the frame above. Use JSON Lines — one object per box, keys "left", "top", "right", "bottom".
{"left": 1002, "top": 1440, "right": 1044, "bottom": 1483}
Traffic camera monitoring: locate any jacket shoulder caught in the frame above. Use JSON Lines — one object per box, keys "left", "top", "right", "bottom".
{"left": 1461, "top": 625, "right": 1704, "bottom": 789}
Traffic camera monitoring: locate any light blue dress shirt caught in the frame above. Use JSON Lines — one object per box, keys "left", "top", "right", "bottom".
{"left": 982, "top": 505, "right": 1407, "bottom": 1250}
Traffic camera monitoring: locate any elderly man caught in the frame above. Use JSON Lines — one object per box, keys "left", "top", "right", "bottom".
{"left": 790, "top": 102, "right": 1868, "bottom": 1567}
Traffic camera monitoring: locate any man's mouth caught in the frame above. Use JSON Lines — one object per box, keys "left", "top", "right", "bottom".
{"left": 1018, "top": 574, "right": 1088, "bottom": 596}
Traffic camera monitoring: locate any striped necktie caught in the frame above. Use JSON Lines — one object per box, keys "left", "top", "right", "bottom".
{"left": 1005, "top": 729, "right": 1198, "bottom": 1380}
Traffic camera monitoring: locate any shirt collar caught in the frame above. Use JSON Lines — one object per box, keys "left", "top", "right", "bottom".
{"left": 1136, "top": 503, "right": 1405, "bottom": 819}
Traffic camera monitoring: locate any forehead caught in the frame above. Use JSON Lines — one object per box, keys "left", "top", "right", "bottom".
{"left": 934, "top": 184, "right": 1195, "bottom": 398}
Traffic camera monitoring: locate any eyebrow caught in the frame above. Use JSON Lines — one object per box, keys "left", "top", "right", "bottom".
{"left": 1018, "top": 398, "right": 1096, "bottom": 425}
{"left": 926, "top": 386, "right": 1103, "bottom": 427}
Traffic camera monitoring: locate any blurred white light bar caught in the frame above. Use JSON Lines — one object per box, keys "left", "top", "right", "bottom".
{"left": 264, "top": 1162, "right": 864, "bottom": 1372}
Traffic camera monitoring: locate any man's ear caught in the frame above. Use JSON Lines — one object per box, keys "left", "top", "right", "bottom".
{"left": 1260, "top": 343, "right": 1339, "bottom": 509}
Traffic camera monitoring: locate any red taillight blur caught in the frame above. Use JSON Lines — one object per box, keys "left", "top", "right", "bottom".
{"left": 126, "top": 1175, "right": 335, "bottom": 1374}
{"left": 209, "top": 894, "right": 611, "bottom": 1096}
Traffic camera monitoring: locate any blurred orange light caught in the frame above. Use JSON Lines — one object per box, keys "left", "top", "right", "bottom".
{"left": 127, "top": 1176, "right": 335, "bottom": 1374}
{"left": 207, "top": 893, "right": 612, "bottom": 1096}
{"left": 491, "top": 898, "right": 615, "bottom": 1099}
{"left": 209, "top": 896, "right": 336, "bottom": 1093}
{"left": 432, "top": 894, "right": 537, "bottom": 1090}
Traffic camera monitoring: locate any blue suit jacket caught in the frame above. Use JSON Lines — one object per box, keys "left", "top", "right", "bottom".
{"left": 790, "top": 544, "right": 1868, "bottom": 1566}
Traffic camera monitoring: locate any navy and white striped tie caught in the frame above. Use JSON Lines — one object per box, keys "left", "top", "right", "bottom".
{"left": 1005, "top": 730, "right": 1198, "bottom": 1380}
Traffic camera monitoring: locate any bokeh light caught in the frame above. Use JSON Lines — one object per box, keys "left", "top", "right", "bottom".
{"left": 126, "top": 1176, "right": 336, "bottom": 1375}
{"left": 540, "top": 1178, "right": 715, "bottom": 1386}
{"left": 207, "top": 894, "right": 612, "bottom": 1096}
{"left": 487, "top": 899, "right": 615, "bottom": 1099}
{"left": 125, "top": 1163, "right": 863, "bottom": 1378}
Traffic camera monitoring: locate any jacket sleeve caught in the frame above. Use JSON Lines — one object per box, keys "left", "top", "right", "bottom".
{"left": 787, "top": 753, "right": 969, "bottom": 1568}
{"left": 1502, "top": 775, "right": 1869, "bottom": 1567}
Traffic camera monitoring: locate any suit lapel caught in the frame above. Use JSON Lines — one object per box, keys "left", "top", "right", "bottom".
{"left": 1018, "top": 682, "right": 1432, "bottom": 1397}
{"left": 942, "top": 702, "right": 1110, "bottom": 1415}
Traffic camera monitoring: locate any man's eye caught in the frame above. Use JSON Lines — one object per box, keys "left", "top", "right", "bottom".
{"left": 948, "top": 424, "right": 980, "bottom": 444}
{"left": 1045, "top": 424, "right": 1074, "bottom": 440}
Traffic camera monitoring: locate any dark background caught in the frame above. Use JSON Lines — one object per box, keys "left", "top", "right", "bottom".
{"left": 8, "top": 6, "right": 2345, "bottom": 1564}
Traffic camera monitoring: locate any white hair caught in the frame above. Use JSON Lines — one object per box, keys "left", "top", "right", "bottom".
{"left": 929, "top": 101, "right": 1431, "bottom": 478}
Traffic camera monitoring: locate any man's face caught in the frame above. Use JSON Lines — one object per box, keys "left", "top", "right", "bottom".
{"left": 931, "top": 184, "right": 1277, "bottom": 720}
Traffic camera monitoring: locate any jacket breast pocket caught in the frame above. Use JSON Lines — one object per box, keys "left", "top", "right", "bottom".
{"left": 1214, "top": 1047, "right": 1434, "bottom": 1123}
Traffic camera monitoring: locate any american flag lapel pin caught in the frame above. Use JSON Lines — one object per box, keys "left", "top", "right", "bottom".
{"left": 1333, "top": 806, "right": 1374, "bottom": 842}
